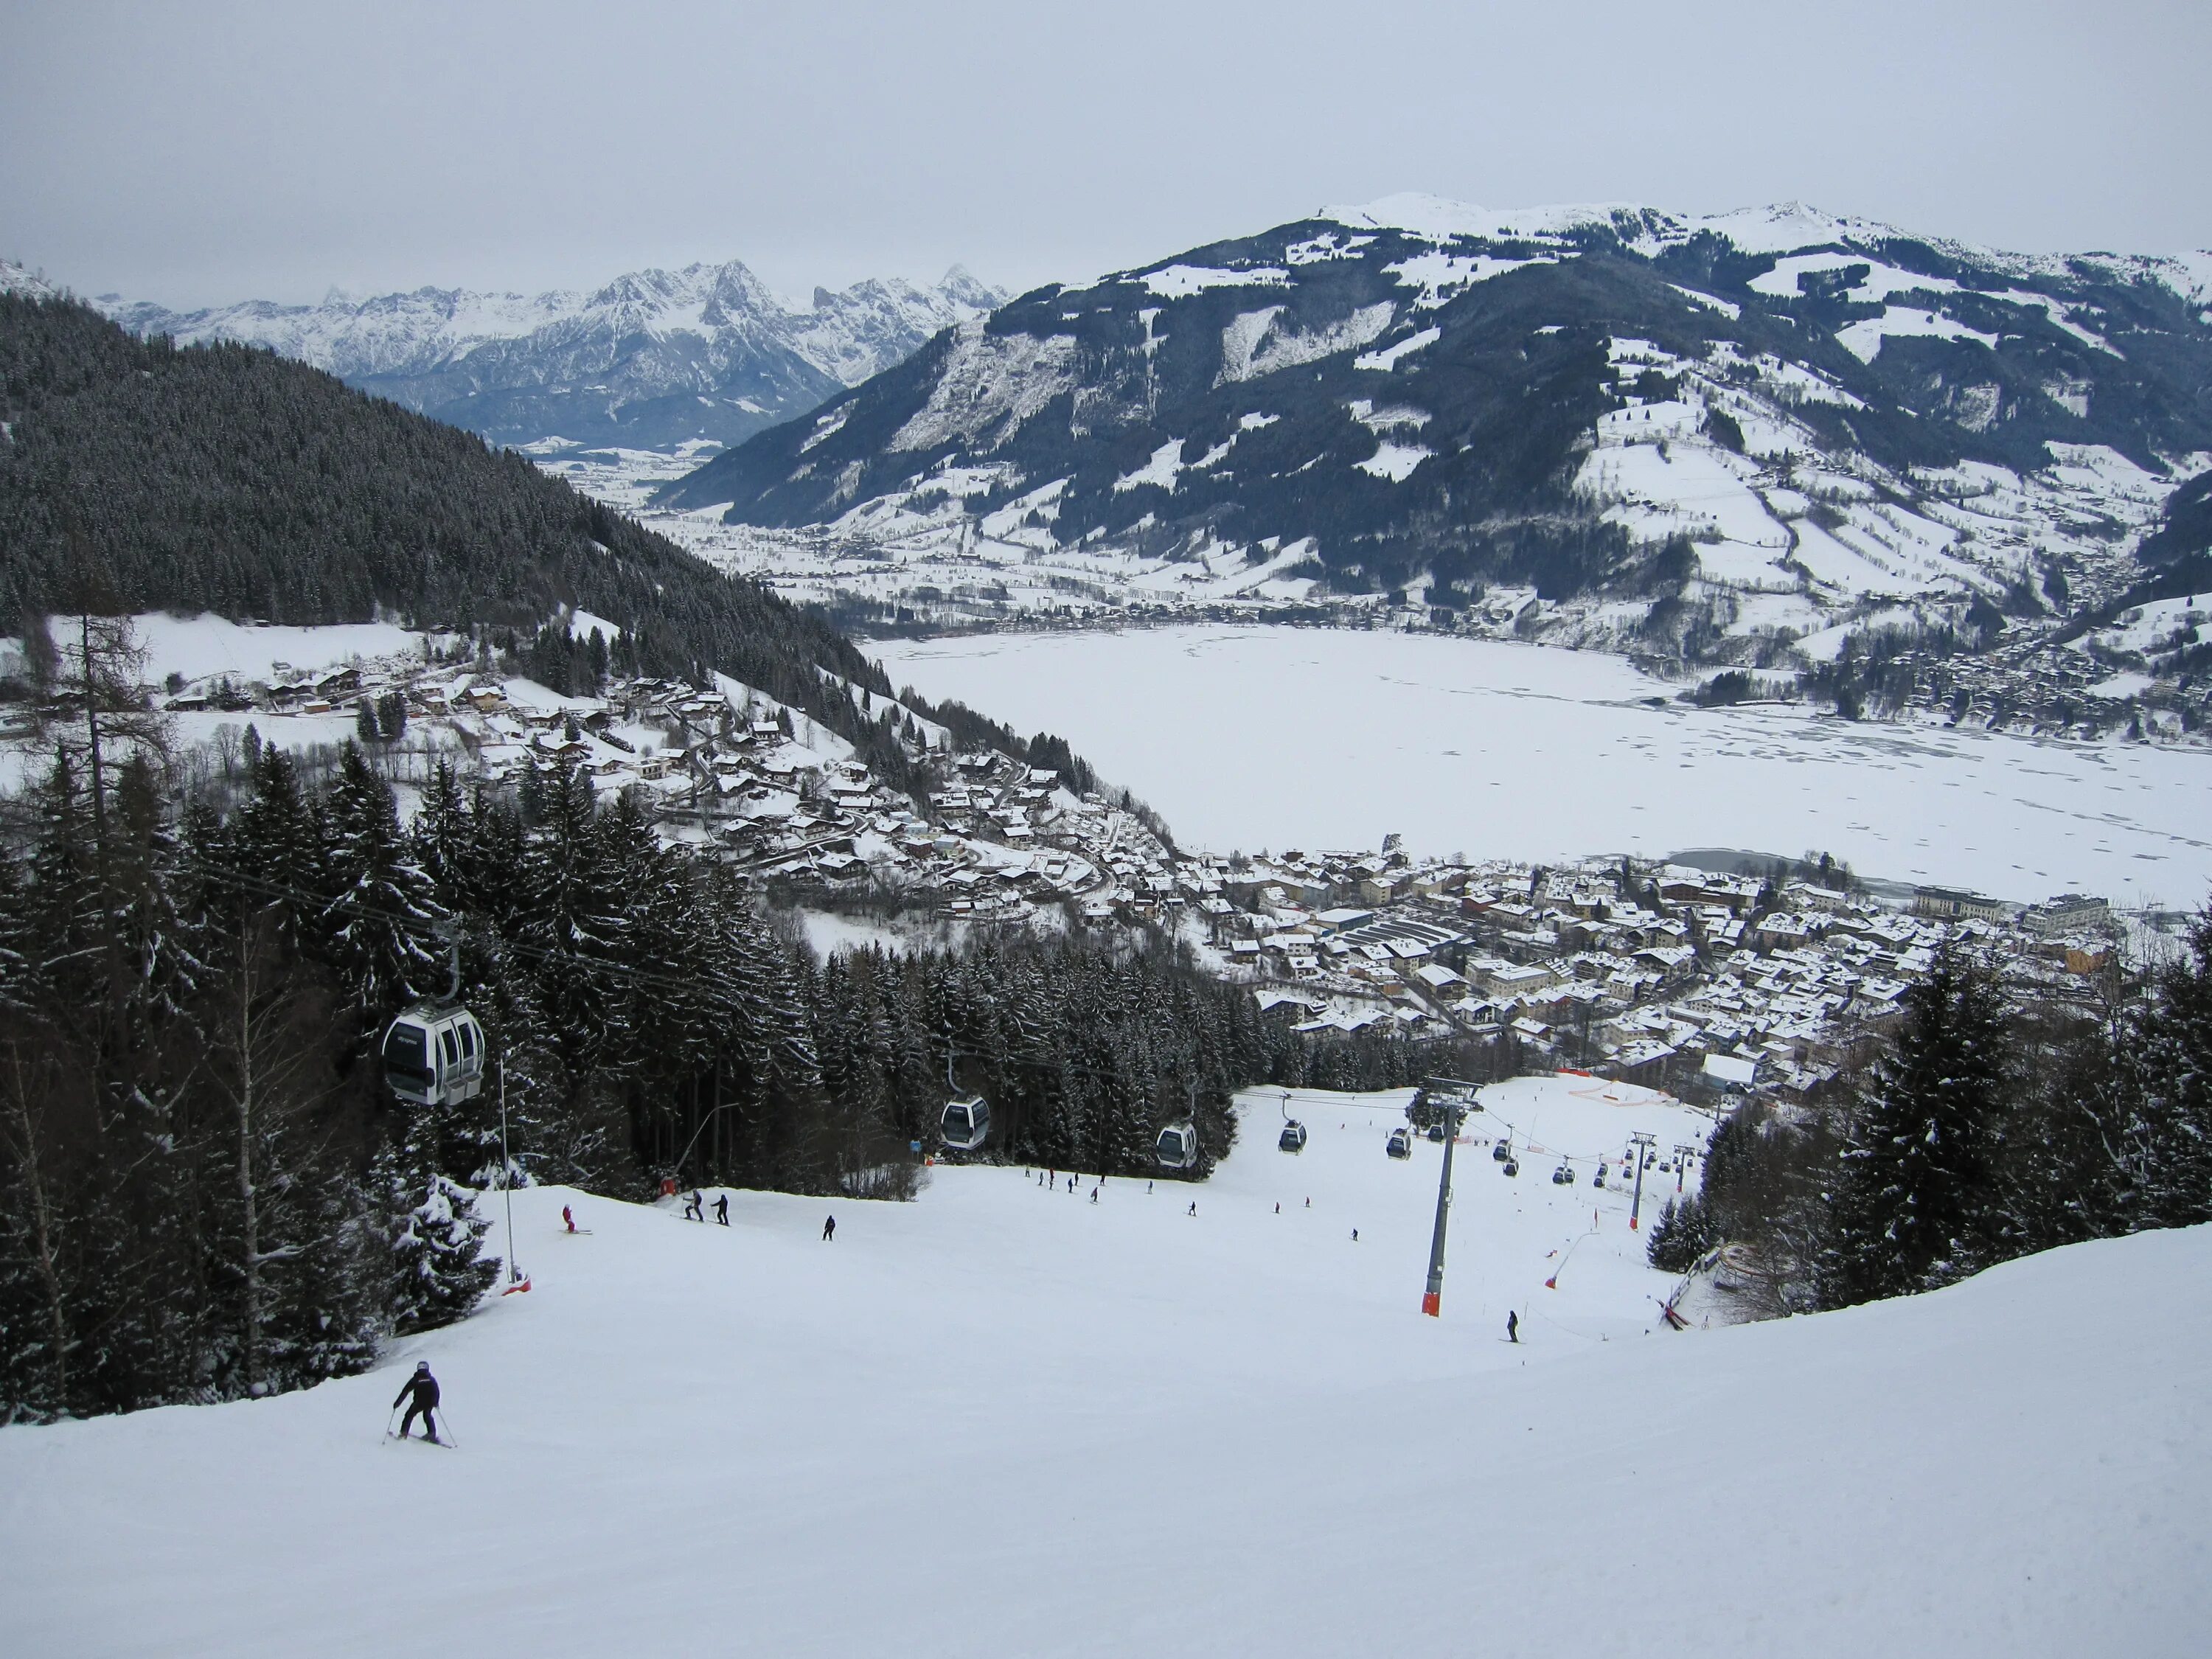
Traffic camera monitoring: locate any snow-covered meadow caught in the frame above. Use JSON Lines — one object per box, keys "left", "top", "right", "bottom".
{"left": 4, "top": 1080, "right": 2204, "bottom": 1658}
{"left": 874, "top": 625, "right": 2212, "bottom": 905}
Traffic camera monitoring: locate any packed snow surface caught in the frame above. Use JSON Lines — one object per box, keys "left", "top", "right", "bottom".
{"left": 874, "top": 625, "right": 2212, "bottom": 903}
{"left": 4, "top": 1081, "right": 2205, "bottom": 1658}
{"left": 121, "top": 613, "right": 420, "bottom": 685}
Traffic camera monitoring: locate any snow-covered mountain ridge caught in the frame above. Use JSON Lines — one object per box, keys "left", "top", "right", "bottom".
{"left": 91, "top": 260, "right": 1004, "bottom": 452}
{"left": 650, "top": 195, "right": 2212, "bottom": 686}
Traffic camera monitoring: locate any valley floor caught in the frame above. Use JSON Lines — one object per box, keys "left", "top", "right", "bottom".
{"left": 874, "top": 624, "right": 2212, "bottom": 905}
{"left": 2, "top": 1082, "right": 2204, "bottom": 1658}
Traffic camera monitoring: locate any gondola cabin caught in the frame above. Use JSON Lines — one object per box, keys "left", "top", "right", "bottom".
{"left": 381, "top": 1006, "right": 486, "bottom": 1108}
{"left": 940, "top": 1094, "right": 991, "bottom": 1152}
{"left": 1278, "top": 1120, "right": 1308, "bottom": 1153}
{"left": 1385, "top": 1127, "right": 1413, "bottom": 1159}
{"left": 1155, "top": 1121, "right": 1199, "bottom": 1171}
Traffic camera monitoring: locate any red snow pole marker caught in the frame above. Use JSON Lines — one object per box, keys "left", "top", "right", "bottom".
{"left": 1422, "top": 1290, "right": 1441, "bottom": 1317}
{"left": 501, "top": 1275, "right": 531, "bottom": 1295}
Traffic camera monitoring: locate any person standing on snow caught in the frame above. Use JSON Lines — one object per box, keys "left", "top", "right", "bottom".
{"left": 562, "top": 1204, "right": 577, "bottom": 1234}
{"left": 682, "top": 1189, "right": 703, "bottom": 1222}
{"left": 392, "top": 1361, "right": 442, "bottom": 1442}
{"left": 1507, "top": 1310, "right": 1520, "bottom": 1344}
{"left": 822, "top": 1214, "right": 836, "bottom": 1242}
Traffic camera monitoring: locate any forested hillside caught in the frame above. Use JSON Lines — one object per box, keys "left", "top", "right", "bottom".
{"left": 0, "top": 293, "right": 888, "bottom": 728}
{"left": 0, "top": 736, "right": 1490, "bottom": 1421}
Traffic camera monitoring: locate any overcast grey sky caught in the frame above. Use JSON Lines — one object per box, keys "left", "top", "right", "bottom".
{"left": 4, "top": 0, "right": 2207, "bottom": 308}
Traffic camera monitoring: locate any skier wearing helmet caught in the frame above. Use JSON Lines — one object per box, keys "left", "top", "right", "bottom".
{"left": 393, "top": 1361, "right": 442, "bottom": 1443}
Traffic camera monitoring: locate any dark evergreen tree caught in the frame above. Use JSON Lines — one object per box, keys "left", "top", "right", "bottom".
{"left": 1818, "top": 954, "right": 2008, "bottom": 1307}
{"left": 1646, "top": 1193, "right": 1711, "bottom": 1273}
{"left": 2115, "top": 918, "right": 2212, "bottom": 1231}
{"left": 322, "top": 742, "right": 442, "bottom": 1020}
{"left": 373, "top": 1119, "right": 501, "bottom": 1335}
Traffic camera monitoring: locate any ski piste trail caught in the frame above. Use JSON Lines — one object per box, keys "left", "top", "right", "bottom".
{"left": 4, "top": 1078, "right": 2205, "bottom": 1658}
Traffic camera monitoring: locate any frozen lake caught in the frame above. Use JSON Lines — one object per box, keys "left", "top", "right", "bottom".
{"left": 874, "top": 625, "right": 2212, "bottom": 905}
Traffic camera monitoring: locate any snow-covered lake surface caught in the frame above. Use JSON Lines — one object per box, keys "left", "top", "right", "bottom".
{"left": 874, "top": 625, "right": 2212, "bottom": 904}
{"left": 4, "top": 1082, "right": 2203, "bottom": 1657}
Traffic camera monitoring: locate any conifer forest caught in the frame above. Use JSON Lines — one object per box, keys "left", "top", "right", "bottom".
{"left": 0, "top": 732, "right": 1495, "bottom": 1419}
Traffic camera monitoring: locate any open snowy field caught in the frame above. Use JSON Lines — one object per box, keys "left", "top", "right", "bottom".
{"left": 4, "top": 1079, "right": 2206, "bottom": 1658}
{"left": 874, "top": 625, "right": 2212, "bottom": 905}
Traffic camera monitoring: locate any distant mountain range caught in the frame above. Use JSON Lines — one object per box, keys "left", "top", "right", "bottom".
{"left": 78, "top": 260, "right": 1003, "bottom": 452}
{"left": 653, "top": 196, "right": 2212, "bottom": 658}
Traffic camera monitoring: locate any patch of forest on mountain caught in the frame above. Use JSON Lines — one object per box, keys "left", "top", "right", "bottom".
{"left": 0, "top": 731, "right": 1506, "bottom": 1421}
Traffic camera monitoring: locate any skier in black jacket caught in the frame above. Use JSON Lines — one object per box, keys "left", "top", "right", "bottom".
{"left": 393, "top": 1361, "right": 442, "bottom": 1442}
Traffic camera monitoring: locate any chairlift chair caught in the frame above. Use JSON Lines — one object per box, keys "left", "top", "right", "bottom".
{"left": 381, "top": 1005, "right": 487, "bottom": 1108}
{"left": 940, "top": 1094, "right": 991, "bottom": 1153}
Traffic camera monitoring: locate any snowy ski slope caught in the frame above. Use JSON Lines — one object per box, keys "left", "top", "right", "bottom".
{"left": 3, "top": 1081, "right": 2205, "bottom": 1658}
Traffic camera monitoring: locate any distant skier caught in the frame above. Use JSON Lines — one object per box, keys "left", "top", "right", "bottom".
{"left": 1274, "top": 1203, "right": 1280, "bottom": 1214}
{"left": 1507, "top": 1310, "right": 1520, "bottom": 1344}
{"left": 1304, "top": 1197, "right": 1311, "bottom": 1208}
{"left": 1352, "top": 1228, "right": 1359, "bottom": 1242}
{"left": 562, "top": 1204, "right": 577, "bottom": 1234}
{"left": 683, "top": 1189, "right": 703, "bottom": 1222}
{"left": 1187, "top": 1201, "right": 1197, "bottom": 1217}
{"left": 822, "top": 1214, "right": 835, "bottom": 1242}
{"left": 392, "top": 1361, "right": 441, "bottom": 1442}
{"left": 1067, "top": 1175, "right": 1076, "bottom": 1192}
{"left": 1091, "top": 1186, "right": 1099, "bottom": 1204}
{"left": 714, "top": 1194, "right": 729, "bottom": 1226}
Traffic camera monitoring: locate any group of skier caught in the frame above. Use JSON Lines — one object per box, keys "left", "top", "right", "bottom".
{"left": 679, "top": 1189, "right": 731, "bottom": 1225}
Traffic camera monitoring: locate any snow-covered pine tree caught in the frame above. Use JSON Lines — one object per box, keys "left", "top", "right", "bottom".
{"left": 2117, "top": 913, "right": 2212, "bottom": 1232}
{"left": 1646, "top": 1193, "right": 1711, "bottom": 1273}
{"left": 374, "top": 1121, "right": 500, "bottom": 1335}
{"left": 323, "top": 741, "right": 444, "bottom": 1020}
{"left": 1818, "top": 952, "right": 2008, "bottom": 1308}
